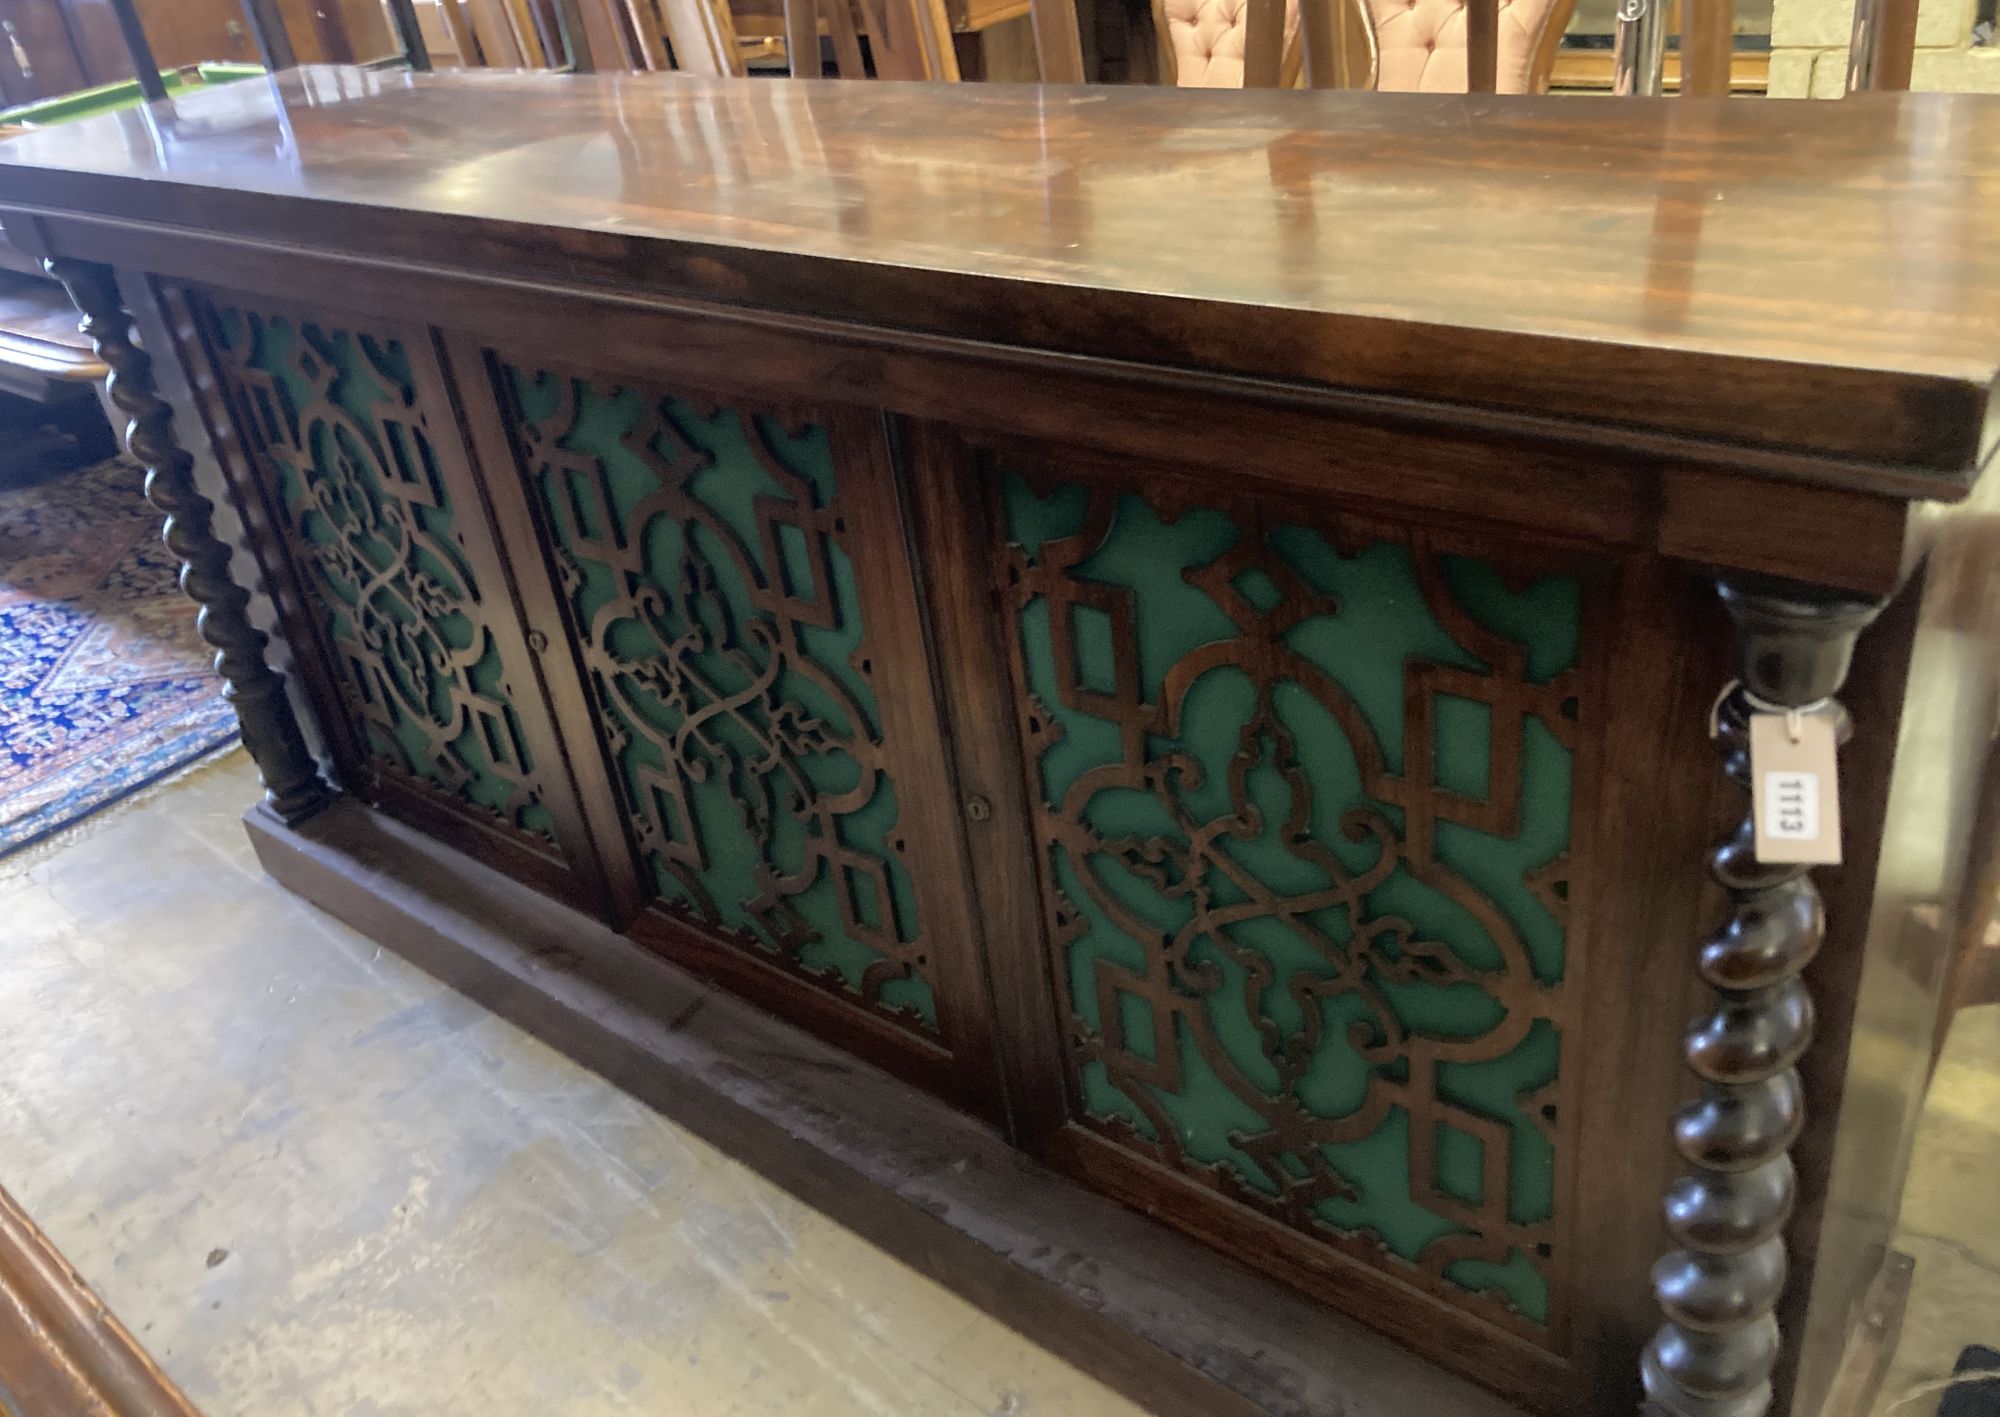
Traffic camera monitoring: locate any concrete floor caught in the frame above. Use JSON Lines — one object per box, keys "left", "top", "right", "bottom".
{"left": 0, "top": 749, "right": 1143, "bottom": 1417}
{"left": 0, "top": 747, "right": 1993, "bottom": 1416}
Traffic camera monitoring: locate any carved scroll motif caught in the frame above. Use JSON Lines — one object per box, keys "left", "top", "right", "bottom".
{"left": 202, "top": 300, "right": 554, "bottom": 842}
{"left": 1000, "top": 475, "right": 1585, "bottom": 1336}
{"left": 504, "top": 369, "right": 939, "bottom": 1033}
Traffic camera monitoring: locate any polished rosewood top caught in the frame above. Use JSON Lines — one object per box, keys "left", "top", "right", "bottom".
{"left": 2, "top": 65, "right": 1997, "bottom": 485}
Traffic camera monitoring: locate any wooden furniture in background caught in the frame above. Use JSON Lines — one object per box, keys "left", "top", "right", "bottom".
{"left": 783, "top": 0, "right": 961, "bottom": 74}
{"left": 733, "top": 0, "right": 1032, "bottom": 76}
{"left": 0, "top": 0, "right": 401, "bottom": 104}
{"left": 1845, "top": 0, "right": 1918, "bottom": 88}
{"left": 969, "top": 0, "right": 1555, "bottom": 92}
{"left": 1318, "top": 0, "right": 1569, "bottom": 92}
{"left": 6, "top": 67, "right": 1997, "bottom": 1417}
{"left": 417, "top": 0, "right": 768, "bottom": 76}
{"left": 418, "top": 0, "right": 559, "bottom": 66}
{"left": 1139, "top": 0, "right": 1301, "bottom": 86}
{"left": 0, "top": 270, "right": 114, "bottom": 481}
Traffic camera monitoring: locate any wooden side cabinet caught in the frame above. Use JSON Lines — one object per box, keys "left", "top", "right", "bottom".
{"left": 8, "top": 66, "right": 1998, "bottom": 1417}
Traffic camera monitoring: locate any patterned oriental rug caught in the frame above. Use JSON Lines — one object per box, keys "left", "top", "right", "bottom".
{"left": 0, "top": 457, "right": 236, "bottom": 856}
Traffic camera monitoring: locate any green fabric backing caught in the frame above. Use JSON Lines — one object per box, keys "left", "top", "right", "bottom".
{"left": 219, "top": 309, "right": 553, "bottom": 840}
{"left": 509, "top": 371, "right": 935, "bottom": 1028}
{"left": 1007, "top": 477, "right": 1577, "bottom": 1324}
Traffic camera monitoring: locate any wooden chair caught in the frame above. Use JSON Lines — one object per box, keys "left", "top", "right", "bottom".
{"left": 422, "top": 0, "right": 560, "bottom": 66}
{"left": 781, "top": 0, "right": 1565, "bottom": 90}
{"left": 0, "top": 269, "right": 115, "bottom": 482}
{"left": 1151, "top": 0, "right": 1914, "bottom": 98}
{"left": 1341, "top": 0, "right": 1577, "bottom": 93}
{"left": 786, "top": 0, "right": 1911, "bottom": 92}
{"left": 1597, "top": 0, "right": 1915, "bottom": 100}
{"left": 422, "top": 0, "right": 758, "bottom": 76}
{"left": 1845, "top": 0, "right": 1918, "bottom": 88}
{"left": 1149, "top": 0, "right": 1306, "bottom": 87}
{"left": 782, "top": 0, "right": 1307, "bottom": 84}
{"left": 1141, "top": 0, "right": 1581, "bottom": 94}
{"left": 784, "top": 0, "right": 961, "bottom": 78}
{"left": 581, "top": 0, "right": 759, "bottom": 74}
{"left": 1599, "top": 0, "right": 1741, "bottom": 95}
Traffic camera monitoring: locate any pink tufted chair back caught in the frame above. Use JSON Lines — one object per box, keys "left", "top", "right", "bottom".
{"left": 1154, "top": 0, "right": 1301, "bottom": 87}
{"left": 1148, "top": 0, "right": 1571, "bottom": 92}
{"left": 1362, "top": 0, "right": 1570, "bottom": 92}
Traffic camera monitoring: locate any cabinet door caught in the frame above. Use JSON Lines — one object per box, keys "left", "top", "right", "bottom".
{"left": 907, "top": 426, "right": 1616, "bottom": 1412}
{"left": 450, "top": 342, "right": 1009, "bottom": 1121}
{"left": 168, "top": 285, "right": 622, "bottom": 917}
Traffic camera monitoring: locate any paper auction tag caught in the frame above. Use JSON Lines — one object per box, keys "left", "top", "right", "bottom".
{"left": 1749, "top": 711, "right": 1841, "bottom": 866}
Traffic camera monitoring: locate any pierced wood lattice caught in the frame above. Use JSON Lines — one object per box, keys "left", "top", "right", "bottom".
{"left": 999, "top": 473, "right": 1585, "bottom": 1336}
{"left": 501, "top": 367, "right": 940, "bottom": 1033}
{"left": 201, "top": 300, "right": 556, "bottom": 844}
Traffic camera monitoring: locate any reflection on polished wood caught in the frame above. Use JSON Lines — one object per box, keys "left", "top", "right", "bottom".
{"left": 0, "top": 68, "right": 1994, "bottom": 479}
{"left": 4, "top": 65, "right": 1997, "bottom": 1417}
{"left": 0, "top": 1183, "right": 199, "bottom": 1417}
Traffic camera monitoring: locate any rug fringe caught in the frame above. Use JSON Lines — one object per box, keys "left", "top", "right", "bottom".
{"left": 0, "top": 743, "right": 246, "bottom": 881}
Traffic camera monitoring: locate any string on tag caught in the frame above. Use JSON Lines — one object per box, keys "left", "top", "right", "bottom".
{"left": 1710, "top": 679, "right": 1833, "bottom": 741}
{"left": 1707, "top": 679, "right": 1739, "bottom": 741}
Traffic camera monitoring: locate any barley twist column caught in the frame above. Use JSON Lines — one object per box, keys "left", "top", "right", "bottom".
{"left": 1641, "top": 582, "right": 1883, "bottom": 1416}
{"left": 47, "top": 257, "right": 331, "bottom": 824}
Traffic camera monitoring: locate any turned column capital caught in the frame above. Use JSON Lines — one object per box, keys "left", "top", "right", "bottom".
{"left": 1717, "top": 582, "right": 1884, "bottom": 708}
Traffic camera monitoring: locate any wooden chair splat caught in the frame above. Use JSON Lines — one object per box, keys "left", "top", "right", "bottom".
{"left": 785, "top": 0, "right": 959, "bottom": 77}
{"left": 785, "top": 0, "right": 823, "bottom": 73}
{"left": 1242, "top": 0, "right": 1286, "bottom": 88}
{"left": 1680, "top": 0, "right": 1735, "bottom": 95}
{"left": 1032, "top": 0, "right": 1087, "bottom": 82}
{"left": 436, "top": 0, "right": 483, "bottom": 64}
{"left": 683, "top": 0, "right": 752, "bottom": 72}
{"left": 622, "top": 0, "right": 676, "bottom": 67}
{"left": 1465, "top": 0, "right": 1498, "bottom": 92}
{"left": 1847, "top": 0, "right": 1919, "bottom": 89}
{"left": 823, "top": 0, "right": 869, "bottom": 77}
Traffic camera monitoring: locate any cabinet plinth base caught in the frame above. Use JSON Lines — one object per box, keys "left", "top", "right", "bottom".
{"left": 245, "top": 794, "right": 1529, "bottom": 1417}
